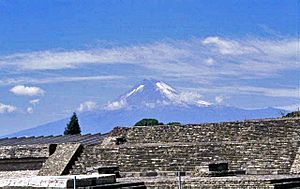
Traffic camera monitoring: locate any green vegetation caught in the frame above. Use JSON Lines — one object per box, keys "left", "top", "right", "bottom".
{"left": 134, "top": 119, "right": 182, "bottom": 126}
{"left": 64, "top": 112, "right": 81, "bottom": 135}
{"left": 283, "top": 110, "right": 300, "bottom": 118}
{"left": 134, "top": 118, "right": 164, "bottom": 126}
{"left": 167, "top": 122, "right": 181, "bottom": 126}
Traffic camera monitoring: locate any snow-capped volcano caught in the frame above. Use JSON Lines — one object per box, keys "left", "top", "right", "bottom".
{"left": 5, "top": 79, "right": 284, "bottom": 137}
{"left": 105, "top": 79, "right": 210, "bottom": 110}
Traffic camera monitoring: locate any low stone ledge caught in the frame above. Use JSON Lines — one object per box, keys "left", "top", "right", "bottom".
{"left": 120, "top": 171, "right": 192, "bottom": 177}
{"left": 0, "top": 174, "right": 116, "bottom": 188}
{"left": 118, "top": 174, "right": 300, "bottom": 189}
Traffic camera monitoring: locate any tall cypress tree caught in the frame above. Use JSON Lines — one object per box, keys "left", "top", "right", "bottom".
{"left": 64, "top": 112, "right": 81, "bottom": 135}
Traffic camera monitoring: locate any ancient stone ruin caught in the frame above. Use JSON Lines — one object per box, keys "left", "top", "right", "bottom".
{"left": 1, "top": 118, "right": 300, "bottom": 188}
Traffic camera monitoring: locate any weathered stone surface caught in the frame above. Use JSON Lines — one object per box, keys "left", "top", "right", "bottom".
{"left": 70, "top": 141, "right": 298, "bottom": 175}
{"left": 0, "top": 174, "right": 116, "bottom": 188}
{"left": 0, "top": 170, "right": 38, "bottom": 179}
{"left": 0, "top": 144, "right": 50, "bottom": 159}
{"left": 0, "top": 133, "right": 105, "bottom": 146}
{"left": 38, "top": 143, "right": 83, "bottom": 176}
{"left": 69, "top": 118, "right": 300, "bottom": 176}
{"left": 70, "top": 146, "right": 119, "bottom": 175}
{"left": 118, "top": 175, "right": 300, "bottom": 189}
{"left": 0, "top": 144, "right": 50, "bottom": 171}
{"left": 2, "top": 118, "right": 300, "bottom": 188}
{"left": 290, "top": 147, "right": 300, "bottom": 174}
{"left": 126, "top": 118, "right": 300, "bottom": 144}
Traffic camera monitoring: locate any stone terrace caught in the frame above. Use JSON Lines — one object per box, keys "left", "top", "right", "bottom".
{"left": 118, "top": 141, "right": 298, "bottom": 174}
{"left": 2, "top": 118, "right": 300, "bottom": 188}
{"left": 70, "top": 118, "right": 300, "bottom": 176}
{"left": 126, "top": 118, "right": 300, "bottom": 143}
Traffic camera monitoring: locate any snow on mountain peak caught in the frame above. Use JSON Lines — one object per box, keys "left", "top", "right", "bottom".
{"left": 155, "top": 81, "right": 177, "bottom": 96}
{"left": 104, "top": 79, "right": 211, "bottom": 110}
{"left": 125, "top": 84, "right": 144, "bottom": 97}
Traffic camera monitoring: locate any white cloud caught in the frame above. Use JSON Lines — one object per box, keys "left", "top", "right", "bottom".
{"left": 278, "top": 104, "right": 300, "bottom": 111}
{"left": 205, "top": 58, "right": 214, "bottom": 65}
{"left": 175, "top": 91, "right": 212, "bottom": 106}
{"left": 202, "top": 36, "right": 258, "bottom": 55}
{"left": 0, "top": 36, "right": 298, "bottom": 84}
{"left": 104, "top": 99, "right": 127, "bottom": 110}
{"left": 144, "top": 102, "right": 156, "bottom": 108}
{"left": 232, "top": 86, "right": 300, "bottom": 99}
{"left": 215, "top": 96, "right": 224, "bottom": 104}
{"left": 27, "top": 107, "right": 33, "bottom": 114}
{"left": 26, "top": 99, "right": 40, "bottom": 114}
{"left": 182, "top": 86, "right": 300, "bottom": 100}
{"left": 0, "top": 76, "right": 123, "bottom": 86}
{"left": 77, "top": 101, "right": 97, "bottom": 112}
{"left": 0, "top": 103, "right": 16, "bottom": 114}
{"left": 215, "top": 96, "right": 229, "bottom": 105}
{"left": 178, "top": 91, "right": 203, "bottom": 104}
{"left": 0, "top": 42, "right": 189, "bottom": 70}
{"left": 10, "top": 85, "right": 45, "bottom": 96}
{"left": 30, "top": 99, "right": 40, "bottom": 105}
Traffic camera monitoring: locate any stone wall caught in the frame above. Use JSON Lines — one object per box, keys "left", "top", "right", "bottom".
{"left": 0, "top": 158, "right": 46, "bottom": 171}
{"left": 118, "top": 141, "right": 298, "bottom": 174}
{"left": 127, "top": 118, "right": 300, "bottom": 143}
{"left": 69, "top": 118, "right": 300, "bottom": 175}
{"left": 70, "top": 140, "right": 299, "bottom": 175}
{"left": 139, "top": 177, "right": 274, "bottom": 189}
{"left": 118, "top": 175, "right": 300, "bottom": 189}
{"left": 0, "top": 144, "right": 50, "bottom": 171}
{"left": 133, "top": 175, "right": 296, "bottom": 189}
{"left": 0, "top": 144, "right": 50, "bottom": 159}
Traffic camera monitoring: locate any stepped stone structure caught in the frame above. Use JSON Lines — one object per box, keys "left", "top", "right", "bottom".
{"left": 1, "top": 118, "right": 300, "bottom": 188}
{"left": 38, "top": 143, "right": 83, "bottom": 176}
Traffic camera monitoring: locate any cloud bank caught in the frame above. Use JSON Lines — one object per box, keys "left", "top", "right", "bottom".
{"left": 0, "top": 36, "right": 298, "bottom": 110}
{"left": 0, "top": 37, "right": 298, "bottom": 82}
{"left": 0, "top": 76, "right": 124, "bottom": 86}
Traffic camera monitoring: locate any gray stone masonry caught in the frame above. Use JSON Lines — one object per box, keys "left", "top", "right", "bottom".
{"left": 0, "top": 174, "right": 116, "bottom": 188}
{"left": 118, "top": 141, "right": 298, "bottom": 174}
{"left": 70, "top": 146, "right": 119, "bottom": 175}
{"left": 69, "top": 118, "right": 300, "bottom": 175}
{"left": 290, "top": 146, "right": 300, "bottom": 174}
{"left": 0, "top": 144, "right": 50, "bottom": 171}
{"left": 38, "top": 143, "right": 82, "bottom": 176}
{"left": 0, "top": 144, "right": 50, "bottom": 159}
{"left": 118, "top": 174, "right": 300, "bottom": 189}
{"left": 126, "top": 118, "right": 300, "bottom": 144}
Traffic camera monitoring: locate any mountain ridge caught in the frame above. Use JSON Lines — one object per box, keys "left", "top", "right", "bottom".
{"left": 3, "top": 79, "right": 284, "bottom": 137}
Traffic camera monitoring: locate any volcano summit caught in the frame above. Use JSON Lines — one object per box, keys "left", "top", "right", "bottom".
{"left": 6, "top": 79, "right": 283, "bottom": 137}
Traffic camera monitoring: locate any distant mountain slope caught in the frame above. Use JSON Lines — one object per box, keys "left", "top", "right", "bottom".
{"left": 5, "top": 79, "right": 284, "bottom": 137}
{"left": 283, "top": 111, "right": 300, "bottom": 118}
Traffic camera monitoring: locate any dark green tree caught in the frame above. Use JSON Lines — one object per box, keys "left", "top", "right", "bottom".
{"left": 134, "top": 118, "right": 163, "bottom": 126}
{"left": 64, "top": 112, "right": 81, "bottom": 135}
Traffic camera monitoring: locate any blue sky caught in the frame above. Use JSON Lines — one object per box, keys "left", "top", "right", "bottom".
{"left": 0, "top": 0, "right": 299, "bottom": 135}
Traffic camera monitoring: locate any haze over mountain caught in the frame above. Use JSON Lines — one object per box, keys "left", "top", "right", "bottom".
{"left": 5, "top": 79, "right": 284, "bottom": 137}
